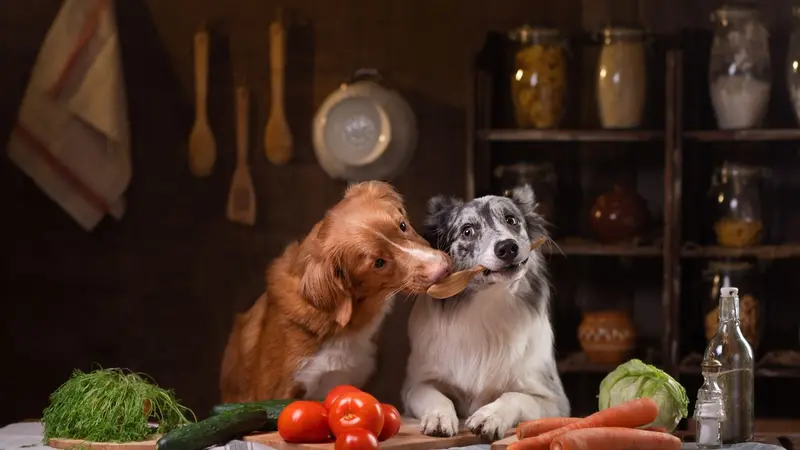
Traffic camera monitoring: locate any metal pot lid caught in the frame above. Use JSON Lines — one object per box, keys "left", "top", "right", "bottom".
{"left": 313, "top": 70, "right": 417, "bottom": 182}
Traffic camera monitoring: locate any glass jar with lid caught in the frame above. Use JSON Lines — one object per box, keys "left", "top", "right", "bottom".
{"left": 708, "top": 162, "right": 767, "bottom": 248}
{"left": 701, "top": 260, "right": 764, "bottom": 352}
{"left": 493, "top": 162, "right": 557, "bottom": 228}
{"left": 787, "top": 6, "right": 800, "bottom": 125}
{"left": 508, "top": 25, "right": 568, "bottom": 129}
{"left": 596, "top": 26, "right": 648, "bottom": 129}
{"left": 709, "top": 4, "right": 771, "bottom": 130}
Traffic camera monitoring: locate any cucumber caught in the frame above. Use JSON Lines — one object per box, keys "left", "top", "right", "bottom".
{"left": 156, "top": 405, "right": 268, "bottom": 450}
{"left": 209, "top": 398, "right": 295, "bottom": 431}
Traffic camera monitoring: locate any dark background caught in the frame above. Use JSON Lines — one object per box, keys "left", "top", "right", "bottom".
{"left": 2, "top": 0, "right": 797, "bottom": 427}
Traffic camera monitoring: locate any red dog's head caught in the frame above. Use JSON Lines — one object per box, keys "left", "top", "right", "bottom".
{"left": 297, "top": 181, "right": 451, "bottom": 330}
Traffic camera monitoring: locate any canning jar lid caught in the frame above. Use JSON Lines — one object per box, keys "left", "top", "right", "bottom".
{"left": 597, "top": 24, "right": 647, "bottom": 44}
{"left": 716, "top": 162, "right": 766, "bottom": 180}
{"left": 706, "top": 260, "right": 754, "bottom": 273}
{"left": 508, "top": 25, "right": 563, "bottom": 44}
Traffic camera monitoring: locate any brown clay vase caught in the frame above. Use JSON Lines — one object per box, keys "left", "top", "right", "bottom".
{"left": 589, "top": 184, "right": 650, "bottom": 244}
{"left": 577, "top": 310, "right": 636, "bottom": 364}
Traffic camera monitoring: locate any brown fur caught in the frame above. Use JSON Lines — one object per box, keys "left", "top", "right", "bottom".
{"left": 220, "top": 181, "right": 451, "bottom": 402}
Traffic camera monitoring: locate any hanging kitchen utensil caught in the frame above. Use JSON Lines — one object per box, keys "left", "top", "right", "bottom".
{"left": 226, "top": 85, "right": 256, "bottom": 226}
{"left": 188, "top": 27, "right": 216, "bottom": 177}
{"left": 312, "top": 69, "right": 417, "bottom": 182}
{"left": 264, "top": 8, "right": 293, "bottom": 166}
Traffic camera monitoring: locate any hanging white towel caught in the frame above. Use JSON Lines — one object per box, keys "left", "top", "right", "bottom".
{"left": 7, "top": 0, "right": 131, "bottom": 231}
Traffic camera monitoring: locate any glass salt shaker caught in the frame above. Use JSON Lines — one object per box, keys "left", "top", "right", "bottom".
{"left": 694, "top": 358, "right": 726, "bottom": 449}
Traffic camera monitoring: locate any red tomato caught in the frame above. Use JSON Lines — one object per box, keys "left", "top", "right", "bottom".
{"left": 377, "top": 403, "right": 402, "bottom": 441}
{"left": 328, "top": 391, "right": 384, "bottom": 437}
{"left": 277, "top": 400, "right": 331, "bottom": 443}
{"left": 334, "top": 428, "right": 379, "bottom": 450}
{"left": 323, "top": 385, "right": 363, "bottom": 411}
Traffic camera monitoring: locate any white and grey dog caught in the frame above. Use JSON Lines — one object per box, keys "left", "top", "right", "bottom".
{"left": 402, "top": 185, "right": 570, "bottom": 441}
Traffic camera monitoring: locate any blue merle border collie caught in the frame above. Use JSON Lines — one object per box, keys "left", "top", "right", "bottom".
{"left": 402, "top": 185, "right": 570, "bottom": 441}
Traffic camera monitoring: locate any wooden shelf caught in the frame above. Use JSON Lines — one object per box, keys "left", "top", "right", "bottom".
{"left": 557, "top": 352, "right": 619, "bottom": 374}
{"left": 680, "top": 244, "right": 800, "bottom": 260}
{"left": 684, "top": 129, "right": 800, "bottom": 142}
{"left": 679, "top": 353, "right": 800, "bottom": 378}
{"left": 545, "top": 239, "right": 662, "bottom": 257}
{"left": 478, "top": 129, "right": 664, "bottom": 142}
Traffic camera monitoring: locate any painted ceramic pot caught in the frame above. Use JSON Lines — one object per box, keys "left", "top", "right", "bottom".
{"left": 578, "top": 310, "right": 636, "bottom": 364}
{"left": 589, "top": 184, "right": 650, "bottom": 244}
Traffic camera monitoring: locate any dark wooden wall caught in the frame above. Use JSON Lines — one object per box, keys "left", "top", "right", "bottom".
{"left": 1, "top": 0, "right": 795, "bottom": 426}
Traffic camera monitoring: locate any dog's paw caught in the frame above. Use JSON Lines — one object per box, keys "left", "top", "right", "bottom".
{"left": 420, "top": 410, "right": 459, "bottom": 437}
{"left": 465, "top": 404, "right": 514, "bottom": 442}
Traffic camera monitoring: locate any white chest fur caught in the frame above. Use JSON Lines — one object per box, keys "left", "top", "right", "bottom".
{"left": 293, "top": 297, "right": 394, "bottom": 400}
{"left": 407, "top": 281, "right": 555, "bottom": 415}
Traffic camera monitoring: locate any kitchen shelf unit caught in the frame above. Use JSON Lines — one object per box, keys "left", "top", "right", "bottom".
{"left": 467, "top": 30, "right": 800, "bottom": 422}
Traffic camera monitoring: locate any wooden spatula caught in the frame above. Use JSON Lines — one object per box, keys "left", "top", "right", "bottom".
{"left": 226, "top": 85, "right": 256, "bottom": 226}
{"left": 427, "top": 237, "right": 548, "bottom": 299}
{"left": 264, "top": 9, "right": 293, "bottom": 165}
{"left": 188, "top": 28, "right": 217, "bottom": 177}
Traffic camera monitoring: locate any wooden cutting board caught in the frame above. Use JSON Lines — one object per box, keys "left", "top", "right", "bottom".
{"left": 490, "top": 434, "right": 518, "bottom": 449}
{"left": 48, "top": 437, "right": 159, "bottom": 450}
{"left": 245, "top": 418, "right": 482, "bottom": 449}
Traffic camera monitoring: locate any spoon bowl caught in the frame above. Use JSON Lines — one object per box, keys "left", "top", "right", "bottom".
{"left": 426, "top": 236, "right": 547, "bottom": 299}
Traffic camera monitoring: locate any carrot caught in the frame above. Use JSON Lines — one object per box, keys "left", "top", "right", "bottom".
{"left": 511, "top": 398, "right": 659, "bottom": 450}
{"left": 548, "top": 427, "right": 681, "bottom": 450}
{"left": 516, "top": 417, "right": 581, "bottom": 438}
{"left": 515, "top": 417, "right": 666, "bottom": 439}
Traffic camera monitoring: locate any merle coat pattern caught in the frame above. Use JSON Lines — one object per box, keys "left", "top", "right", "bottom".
{"left": 402, "top": 185, "right": 570, "bottom": 441}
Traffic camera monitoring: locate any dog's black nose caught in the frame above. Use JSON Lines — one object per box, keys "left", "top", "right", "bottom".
{"left": 494, "top": 239, "right": 519, "bottom": 262}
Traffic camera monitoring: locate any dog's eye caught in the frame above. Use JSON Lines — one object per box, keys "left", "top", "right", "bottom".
{"left": 506, "top": 215, "right": 518, "bottom": 226}
{"left": 461, "top": 225, "right": 474, "bottom": 237}
{"left": 399, "top": 221, "right": 407, "bottom": 232}
{"left": 374, "top": 258, "right": 386, "bottom": 268}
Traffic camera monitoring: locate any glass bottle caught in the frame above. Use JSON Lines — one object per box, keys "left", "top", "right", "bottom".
{"left": 788, "top": 6, "right": 800, "bottom": 126}
{"left": 508, "top": 26, "right": 568, "bottom": 129}
{"left": 702, "top": 260, "right": 764, "bottom": 353}
{"left": 703, "top": 287, "right": 754, "bottom": 444}
{"left": 694, "top": 358, "right": 726, "bottom": 449}
{"left": 709, "top": 4, "right": 771, "bottom": 130}
{"left": 708, "top": 162, "right": 766, "bottom": 248}
{"left": 596, "top": 26, "right": 648, "bottom": 129}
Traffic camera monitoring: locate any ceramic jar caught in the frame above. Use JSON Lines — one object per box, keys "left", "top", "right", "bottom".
{"left": 578, "top": 310, "right": 636, "bottom": 364}
{"left": 589, "top": 184, "right": 650, "bottom": 244}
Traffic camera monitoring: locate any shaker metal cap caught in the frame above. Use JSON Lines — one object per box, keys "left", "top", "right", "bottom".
{"left": 720, "top": 287, "right": 739, "bottom": 297}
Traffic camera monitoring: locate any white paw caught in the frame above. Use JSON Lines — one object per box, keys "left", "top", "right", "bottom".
{"left": 420, "top": 410, "right": 460, "bottom": 437}
{"left": 465, "top": 404, "right": 514, "bottom": 441}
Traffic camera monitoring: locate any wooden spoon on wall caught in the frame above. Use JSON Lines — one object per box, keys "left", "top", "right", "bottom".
{"left": 264, "top": 10, "right": 293, "bottom": 165}
{"left": 188, "top": 28, "right": 217, "bottom": 177}
{"left": 427, "top": 237, "right": 548, "bottom": 299}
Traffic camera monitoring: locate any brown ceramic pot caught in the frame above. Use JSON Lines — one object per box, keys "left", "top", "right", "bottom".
{"left": 589, "top": 184, "right": 650, "bottom": 244}
{"left": 578, "top": 310, "right": 636, "bottom": 364}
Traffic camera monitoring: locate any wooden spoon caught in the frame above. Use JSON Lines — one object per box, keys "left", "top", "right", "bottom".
{"left": 427, "top": 236, "right": 548, "bottom": 299}
{"left": 188, "top": 28, "right": 217, "bottom": 177}
{"left": 264, "top": 9, "right": 293, "bottom": 165}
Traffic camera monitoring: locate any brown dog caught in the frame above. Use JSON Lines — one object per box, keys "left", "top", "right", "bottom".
{"left": 220, "top": 181, "right": 451, "bottom": 402}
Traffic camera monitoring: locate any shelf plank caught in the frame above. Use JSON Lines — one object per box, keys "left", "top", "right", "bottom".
{"left": 545, "top": 240, "right": 662, "bottom": 257}
{"left": 678, "top": 353, "right": 800, "bottom": 378}
{"left": 684, "top": 129, "right": 800, "bottom": 142}
{"left": 680, "top": 244, "right": 800, "bottom": 259}
{"left": 478, "top": 129, "right": 664, "bottom": 142}
{"left": 556, "top": 352, "right": 618, "bottom": 374}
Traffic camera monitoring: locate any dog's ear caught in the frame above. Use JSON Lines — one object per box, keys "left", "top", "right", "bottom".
{"left": 508, "top": 184, "right": 547, "bottom": 237}
{"left": 422, "top": 195, "right": 462, "bottom": 250}
{"left": 299, "top": 253, "right": 353, "bottom": 328}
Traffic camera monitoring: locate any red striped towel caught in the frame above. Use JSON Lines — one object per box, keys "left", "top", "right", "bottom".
{"left": 7, "top": 0, "right": 131, "bottom": 231}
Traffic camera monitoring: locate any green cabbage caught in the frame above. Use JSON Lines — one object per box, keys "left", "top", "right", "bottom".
{"left": 598, "top": 359, "right": 689, "bottom": 432}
